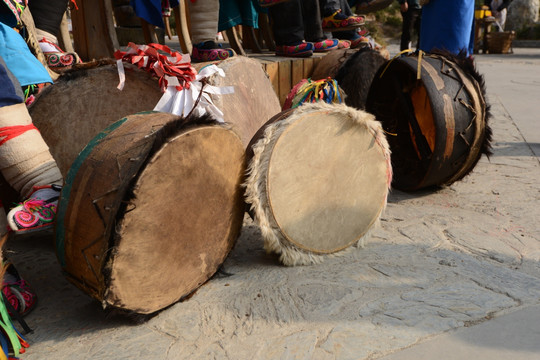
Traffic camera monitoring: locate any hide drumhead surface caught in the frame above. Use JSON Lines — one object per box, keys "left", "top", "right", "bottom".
{"left": 266, "top": 109, "right": 388, "bottom": 253}
{"left": 107, "top": 125, "right": 245, "bottom": 311}
{"left": 245, "top": 102, "right": 392, "bottom": 266}
{"left": 57, "top": 112, "right": 245, "bottom": 313}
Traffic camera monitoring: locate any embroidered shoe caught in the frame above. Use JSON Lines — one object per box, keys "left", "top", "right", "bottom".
{"left": 38, "top": 38, "right": 80, "bottom": 69}
{"left": 1, "top": 262, "right": 37, "bottom": 317}
{"left": 322, "top": 10, "right": 365, "bottom": 32}
{"left": 191, "top": 41, "right": 235, "bottom": 62}
{"left": 7, "top": 184, "right": 61, "bottom": 233}
{"left": 275, "top": 42, "right": 314, "bottom": 57}
{"left": 350, "top": 35, "right": 371, "bottom": 49}
{"left": 313, "top": 39, "right": 339, "bottom": 52}
{"left": 338, "top": 40, "right": 351, "bottom": 49}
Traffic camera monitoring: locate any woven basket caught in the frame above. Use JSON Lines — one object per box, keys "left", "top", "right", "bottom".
{"left": 486, "top": 31, "right": 515, "bottom": 54}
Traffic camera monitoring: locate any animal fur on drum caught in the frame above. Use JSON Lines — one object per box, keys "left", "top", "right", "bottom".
{"left": 334, "top": 47, "right": 388, "bottom": 110}
{"left": 244, "top": 102, "right": 392, "bottom": 266}
{"left": 432, "top": 50, "right": 492, "bottom": 157}
{"left": 426, "top": 50, "right": 492, "bottom": 183}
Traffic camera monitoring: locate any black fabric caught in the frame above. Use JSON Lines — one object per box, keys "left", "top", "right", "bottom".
{"left": 302, "top": 0, "right": 324, "bottom": 42}
{"left": 400, "top": 7, "right": 421, "bottom": 51}
{"left": 397, "top": 0, "right": 421, "bottom": 9}
{"left": 0, "top": 55, "right": 24, "bottom": 107}
{"left": 28, "top": 0, "right": 69, "bottom": 37}
{"left": 268, "top": 0, "right": 325, "bottom": 46}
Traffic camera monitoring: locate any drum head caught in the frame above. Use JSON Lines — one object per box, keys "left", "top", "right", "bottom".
{"left": 57, "top": 113, "right": 245, "bottom": 314}
{"left": 106, "top": 125, "right": 245, "bottom": 312}
{"left": 265, "top": 107, "right": 389, "bottom": 254}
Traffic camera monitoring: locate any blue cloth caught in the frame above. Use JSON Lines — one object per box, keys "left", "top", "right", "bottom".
{"left": 130, "top": 0, "right": 179, "bottom": 28}
{"left": 0, "top": 22, "right": 52, "bottom": 86}
{"left": 419, "top": 0, "right": 475, "bottom": 56}
{"left": 0, "top": 55, "right": 23, "bottom": 107}
{"left": 218, "top": 0, "right": 259, "bottom": 32}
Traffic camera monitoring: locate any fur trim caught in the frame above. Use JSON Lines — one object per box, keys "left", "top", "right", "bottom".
{"left": 244, "top": 102, "right": 391, "bottom": 266}
{"left": 430, "top": 50, "right": 492, "bottom": 159}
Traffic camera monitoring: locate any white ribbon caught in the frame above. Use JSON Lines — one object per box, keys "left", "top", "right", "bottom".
{"left": 116, "top": 59, "right": 126, "bottom": 91}
{"left": 153, "top": 64, "right": 234, "bottom": 122}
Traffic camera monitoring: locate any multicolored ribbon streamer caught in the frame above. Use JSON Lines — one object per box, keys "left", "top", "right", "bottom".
{"left": 283, "top": 78, "right": 344, "bottom": 110}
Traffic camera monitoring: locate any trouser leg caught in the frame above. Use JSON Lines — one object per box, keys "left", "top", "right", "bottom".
{"left": 269, "top": 0, "right": 304, "bottom": 46}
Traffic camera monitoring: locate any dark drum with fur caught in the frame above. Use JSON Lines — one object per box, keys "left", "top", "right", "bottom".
{"left": 55, "top": 112, "right": 246, "bottom": 314}
{"left": 334, "top": 48, "right": 388, "bottom": 110}
{"left": 366, "top": 51, "right": 492, "bottom": 191}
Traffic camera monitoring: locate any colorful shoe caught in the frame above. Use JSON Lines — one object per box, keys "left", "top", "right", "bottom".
{"left": 7, "top": 184, "right": 61, "bottom": 233}
{"left": 275, "top": 42, "right": 314, "bottom": 57}
{"left": 350, "top": 35, "right": 371, "bottom": 49}
{"left": 338, "top": 40, "right": 351, "bottom": 49}
{"left": 38, "top": 38, "right": 80, "bottom": 69}
{"left": 322, "top": 10, "right": 365, "bottom": 32}
{"left": 313, "top": 39, "right": 339, "bottom": 53}
{"left": 2, "top": 262, "right": 37, "bottom": 317}
{"left": 191, "top": 41, "right": 235, "bottom": 62}
{"left": 259, "top": 0, "right": 291, "bottom": 7}
{"left": 357, "top": 28, "right": 370, "bottom": 37}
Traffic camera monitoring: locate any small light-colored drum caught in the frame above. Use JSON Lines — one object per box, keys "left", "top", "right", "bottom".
{"left": 56, "top": 112, "right": 246, "bottom": 314}
{"left": 366, "top": 51, "right": 491, "bottom": 191}
{"left": 244, "top": 102, "right": 392, "bottom": 266}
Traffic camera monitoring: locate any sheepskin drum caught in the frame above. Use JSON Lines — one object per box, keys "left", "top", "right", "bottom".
{"left": 194, "top": 56, "right": 281, "bottom": 148}
{"left": 55, "top": 112, "right": 245, "bottom": 314}
{"left": 245, "top": 103, "right": 392, "bottom": 266}
{"left": 29, "top": 61, "right": 163, "bottom": 176}
{"left": 366, "top": 52, "right": 491, "bottom": 191}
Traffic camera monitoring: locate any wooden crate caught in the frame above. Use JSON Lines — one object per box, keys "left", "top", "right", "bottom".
{"left": 252, "top": 54, "right": 323, "bottom": 106}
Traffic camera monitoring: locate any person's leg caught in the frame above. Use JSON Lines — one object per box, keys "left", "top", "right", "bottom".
{"left": 269, "top": 0, "right": 304, "bottom": 46}
{"left": 303, "top": 0, "right": 325, "bottom": 42}
{"left": 412, "top": 8, "right": 421, "bottom": 50}
{"left": 268, "top": 0, "right": 314, "bottom": 56}
{"left": 189, "top": 0, "right": 234, "bottom": 61}
{"left": 303, "top": 0, "right": 339, "bottom": 52}
{"left": 0, "top": 57, "right": 62, "bottom": 232}
{"left": 320, "top": 0, "right": 364, "bottom": 32}
{"left": 320, "top": 0, "right": 341, "bottom": 17}
{"left": 400, "top": 8, "right": 414, "bottom": 51}
{"left": 28, "top": 0, "right": 69, "bottom": 38}
{"left": 29, "top": 0, "right": 80, "bottom": 68}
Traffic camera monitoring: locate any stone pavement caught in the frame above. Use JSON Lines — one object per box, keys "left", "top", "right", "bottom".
{"left": 4, "top": 47, "right": 540, "bottom": 359}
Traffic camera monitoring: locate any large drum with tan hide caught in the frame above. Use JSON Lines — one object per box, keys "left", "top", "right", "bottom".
{"left": 244, "top": 103, "right": 392, "bottom": 266}
{"left": 195, "top": 56, "right": 281, "bottom": 147}
{"left": 55, "top": 112, "right": 245, "bottom": 314}
{"left": 29, "top": 61, "right": 163, "bottom": 176}
{"left": 30, "top": 56, "right": 279, "bottom": 178}
{"left": 366, "top": 51, "right": 492, "bottom": 191}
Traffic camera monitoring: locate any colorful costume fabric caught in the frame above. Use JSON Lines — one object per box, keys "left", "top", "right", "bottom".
{"left": 419, "top": 0, "right": 475, "bottom": 56}
{"left": 130, "top": 0, "right": 179, "bottom": 28}
{"left": 0, "top": 1, "right": 52, "bottom": 86}
{"left": 218, "top": 0, "right": 259, "bottom": 32}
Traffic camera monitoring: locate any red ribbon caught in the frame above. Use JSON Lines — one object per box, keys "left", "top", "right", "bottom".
{"left": 114, "top": 43, "right": 197, "bottom": 92}
{"left": 0, "top": 124, "right": 39, "bottom": 146}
